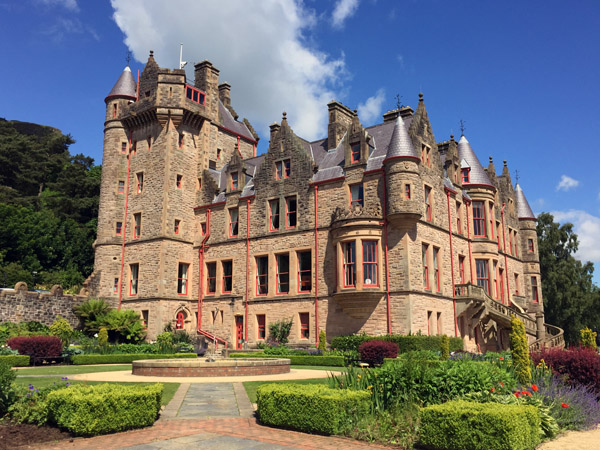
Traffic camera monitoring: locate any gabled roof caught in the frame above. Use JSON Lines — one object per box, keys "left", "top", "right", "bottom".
{"left": 514, "top": 183, "right": 536, "bottom": 219}
{"left": 106, "top": 66, "right": 137, "bottom": 101}
{"left": 384, "top": 115, "right": 419, "bottom": 162}
{"left": 218, "top": 101, "right": 256, "bottom": 142}
{"left": 457, "top": 135, "right": 493, "bottom": 187}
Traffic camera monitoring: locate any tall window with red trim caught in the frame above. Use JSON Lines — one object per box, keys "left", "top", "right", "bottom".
{"left": 459, "top": 255, "right": 465, "bottom": 284}
{"left": 276, "top": 254, "right": 289, "bottom": 294}
{"left": 178, "top": 133, "right": 184, "bottom": 149}
{"left": 256, "top": 256, "right": 268, "bottom": 295}
{"left": 113, "top": 277, "right": 119, "bottom": 294}
{"left": 121, "top": 142, "right": 127, "bottom": 153}
{"left": 299, "top": 312, "right": 309, "bottom": 339}
{"left": 493, "top": 261, "right": 499, "bottom": 299}
{"left": 462, "top": 168, "right": 470, "bottom": 183}
{"left": 489, "top": 204, "right": 495, "bottom": 240}
{"left": 472, "top": 201, "right": 486, "bottom": 237}
{"left": 475, "top": 259, "right": 490, "bottom": 295}
{"left": 350, "top": 184, "right": 364, "bottom": 208}
{"left": 531, "top": 276, "right": 539, "bottom": 302}
{"left": 286, "top": 196, "right": 297, "bottom": 228}
{"left": 497, "top": 221, "right": 502, "bottom": 249}
{"left": 514, "top": 273, "right": 520, "bottom": 295}
{"left": 113, "top": 103, "right": 117, "bottom": 118}
{"left": 528, "top": 238, "right": 534, "bottom": 252}
{"left": 499, "top": 268, "right": 505, "bottom": 303}
{"left": 351, "top": 143, "right": 361, "bottom": 163}
{"left": 200, "top": 222, "right": 206, "bottom": 236}
{"left": 275, "top": 159, "right": 291, "bottom": 180}
{"left": 118, "top": 180, "right": 125, "bottom": 194}
{"left": 433, "top": 247, "right": 440, "bottom": 292}
{"left": 508, "top": 229, "right": 513, "bottom": 255}
{"left": 136, "top": 172, "right": 143, "bottom": 194}
{"left": 222, "top": 260, "right": 233, "bottom": 293}
{"left": 343, "top": 241, "right": 356, "bottom": 287}
{"left": 177, "top": 263, "right": 189, "bottom": 295}
{"left": 174, "top": 219, "right": 180, "bottom": 234}
{"left": 513, "top": 231, "right": 518, "bottom": 256}
{"left": 456, "top": 201, "right": 461, "bottom": 234}
{"left": 229, "top": 208, "right": 239, "bottom": 237}
{"left": 257, "top": 314, "right": 266, "bottom": 339}
{"left": 130, "top": 263, "right": 139, "bottom": 296}
{"left": 115, "top": 222, "right": 122, "bottom": 235}
{"left": 405, "top": 184, "right": 411, "bottom": 199}
{"left": 363, "top": 241, "right": 378, "bottom": 286}
{"left": 297, "top": 251, "right": 312, "bottom": 293}
{"left": 424, "top": 186, "right": 432, "bottom": 221}
{"left": 133, "top": 213, "right": 141, "bottom": 239}
{"left": 176, "top": 174, "right": 183, "bottom": 189}
{"left": 269, "top": 200, "right": 279, "bottom": 231}
{"left": 206, "top": 262, "right": 216, "bottom": 294}
{"left": 231, "top": 172, "right": 238, "bottom": 190}
{"left": 422, "top": 244, "right": 429, "bottom": 289}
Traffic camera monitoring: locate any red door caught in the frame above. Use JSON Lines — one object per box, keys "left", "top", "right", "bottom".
{"left": 235, "top": 316, "right": 244, "bottom": 350}
{"left": 176, "top": 312, "right": 184, "bottom": 329}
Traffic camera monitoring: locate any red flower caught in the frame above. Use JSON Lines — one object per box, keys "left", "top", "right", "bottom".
{"left": 561, "top": 403, "right": 569, "bottom": 408}
{"left": 499, "top": 382, "right": 504, "bottom": 387}
{"left": 514, "top": 392, "right": 521, "bottom": 397}
{"left": 531, "top": 384, "right": 538, "bottom": 392}
{"left": 490, "top": 388, "right": 495, "bottom": 392}
{"left": 499, "top": 357, "right": 504, "bottom": 360}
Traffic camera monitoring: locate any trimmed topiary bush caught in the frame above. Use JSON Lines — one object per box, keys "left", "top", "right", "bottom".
{"left": 359, "top": 340, "right": 398, "bottom": 366}
{"left": 7, "top": 336, "right": 62, "bottom": 358}
{"left": 0, "top": 362, "right": 17, "bottom": 416}
{"left": 331, "top": 333, "right": 463, "bottom": 353}
{"left": 0, "top": 355, "right": 30, "bottom": 367}
{"left": 257, "top": 383, "right": 369, "bottom": 435}
{"left": 440, "top": 334, "right": 450, "bottom": 360}
{"left": 47, "top": 383, "right": 163, "bottom": 436}
{"left": 318, "top": 330, "right": 327, "bottom": 352}
{"left": 510, "top": 317, "right": 531, "bottom": 385}
{"left": 419, "top": 400, "right": 540, "bottom": 450}
{"left": 71, "top": 353, "right": 196, "bottom": 364}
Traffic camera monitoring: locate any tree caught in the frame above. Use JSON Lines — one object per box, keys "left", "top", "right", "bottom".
{"left": 537, "top": 212, "right": 599, "bottom": 344}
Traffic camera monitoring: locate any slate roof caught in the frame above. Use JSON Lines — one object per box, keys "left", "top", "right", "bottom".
{"left": 514, "top": 184, "right": 536, "bottom": 219}
{"left": 384, "top": 115, "right": 419, "bottom": 162}
{"left": 106, "top": 66, "right": 137, "bottom": 101}
{"left": 219, "top": 101, "right": 255, "bottom": 142}
{"left": 457, "top": 135, "right": 493, "bottom": 187}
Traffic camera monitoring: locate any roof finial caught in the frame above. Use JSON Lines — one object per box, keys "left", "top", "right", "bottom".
{"left": 418, "top": 92, "right": 424, "bottom": 102}
{"left": 149, "top": 50, "right": 154, "bottom": 58}
{"left": 395, "top": 93, "right": 403, "bottom": 110}
{"left": 489, "top": 156, "right": 493, "bottom": 163}
{"left": 125, "top": 50, "right": 132, "bottom": 67}
{"left": 459, "top": 119, "right": 466, "bottom": 136}
{"left": 515, "top": 169, "right": 520, "bottom": 184}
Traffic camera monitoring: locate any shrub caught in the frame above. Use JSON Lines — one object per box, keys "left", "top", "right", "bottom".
{"left": 9, "top": 378, "right": 70, "bottom": 425}
{"left": 257, "top": 383, "right": 369, "bottom": 435}
{"left": 331, "top": 333, "right": 463, "bottom": 353}
{"left": 98, "top": 327, "right": 108, "bottom": 347}
{"left": 510, "top": 317, "right": 531, "bottom": 385}
{"left": 157, "top": 331, "right": 174, "bottom": 351}
{"left": 318, "top": 330, "right": 327, "bottom": 352}
{"left": 47, "top": 383, "right": 163, "bottom": 436}
{"left": 268, "top": 318, "right": 293, "bottom": 345}
{"left": 71, "top": 353, "right": 196, "bottom": 364}
{"left": 48, "top": 316, "right": 73, "bottom": 346}
{"left": 74, "top": 298, "right": 112, "bottom": 333}
{"left": 7, "top": 336, "right": 62, "bottom": 358}
{"left": 0, "top": 362, "right": 17, "bottom": 415}
{"left": 440, "top": 334, "right": 450, "bottom": 360}
{"left": 98, "top": 309, "right": 146, "bottom": 343}
{"left": 0, "top": 355, "right": 30, "bottom": 366}
{"left": 532, "top": 347, "right": 600, "bottom": 395}
{"left": 419, "top": 400, "right": 540, "bottom": 450}
{"left": 580, "top": 327, "right": 597, "bottom": 350}
{"left": 359, "top": 340, "right": 398, "bottom": 366}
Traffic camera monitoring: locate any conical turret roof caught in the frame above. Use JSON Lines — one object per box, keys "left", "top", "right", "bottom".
{"left": 457, "top": 135, "right": 493, "bottom": 187}
{"left": 105, "top": 66, "right": 137, "bottom": 101}
{"left": 384, "top": 115, "right": 419, "bottom": 162}
{"left": 515, "top": 183, "right": 536, "bottom": 219}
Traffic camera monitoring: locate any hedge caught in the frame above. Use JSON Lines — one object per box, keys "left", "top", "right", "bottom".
{"left": 229, "top": 353, "right": 345, "bottom": 367}
{"left": 419, "top": 400, "right": 541, "bottom": 450}
{"left": 71, "top": 353, "right": 197, "bottom": 365}
{"left": 257, "top": 383, "right": 369, "bottom": 435}
{"left": 47, "top": 383, "right": 163, "bottom": 436}
{"left": 7, "top": 336, "right": 63, "bottom": 358}
{"left": 0, "top": 355, "right": 30, "bottom": 367}
{"left": 331, "top": 333, "right": 463, "bottom": 353}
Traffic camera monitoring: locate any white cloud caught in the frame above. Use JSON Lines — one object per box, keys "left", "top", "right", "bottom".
{"left": 332, "top": 0, "right": 359, "bottom": 29}
{"left": 551, "top": 210, "right": 600, "bottom": 264}
{"left": 111, "top": 0, "right": 346, "bottom": 141}
{"left": 39, "top": 0, "right": 79, "bottom": 11}
{"left": 556, "top": 175, "right": 579, "bottom": 192}
{"left": 357, "top": 88, "right": 386, "bottom": 125}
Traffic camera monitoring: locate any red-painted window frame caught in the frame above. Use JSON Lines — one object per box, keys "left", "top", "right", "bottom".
{"left": 177, "top": 263, "right": 189, "bottom": 295}
{"left": 133, "top": 213, "right": 141, "bottom": 239}
{"left": 275, "top": 159, "right": 291, "bottom": 180}
{"left": 462, "top": 168, "right": 470, "bottom": 183}
{"left": 268, "top": 199, "right": 279, "bottom": 231}
{"left": 433, "top": 247, "right": 440, "bottom": 292}
{"left": 531, "top": 276, "right": 539, "bottom": 302}
{"left": 206, "top": 262, "right": 216, "bottom": 295}
{"left": 257, "top": 314, "right": 266, "bottom": 339}
{"left": 276, "top": 253, "right": 290, "bottom": 294}
{"left": 475, "top": 259, "right": 490, "bottom": 296}
{"left": 130, "top": 263, "right": 139, "bottom": 296}
{"left": 113, "top": 103, "right": 117, "bottom": 118}
{"left": 513, "top": 231, "right": 518, "bottom": 256}
{"left": 297, "top": 250, "right": 312, "bottom": 293}
{"left": 351, "top": 143, "right": 361, "bottom": 163}
{"left": 176, "top": 174, "right": 183, "bottom": 189}
{"left": 228, "top": 208, "right": 239, "bottom": 237}
{"left": 343, "top": 241, "right": 356, "bottom": 287}
{"left": 231, "top": 172, "right": 238, "bottom": 190}
{"left": 178, "top": 133, "right": 184, "bottom": 149}
{"left": 528, "top": 238, "right": 534, "bottom": 253}
{"left": 217, "top": 149, "right": 221, "bottom": 160}
{"left": 118, "top": 180, "right": 125, "bottom": 194}
{"left": 185, "top": 84, "right": 206, "bottom": 105}
{"left": 115, "top": 221, "right": 122, "bottom": 235}
{"left": 200, "top": 222, "right": 206, "bottom": 236}
{"left": 514, "top": 273, "right": 520, "bottom": 296}
{"left": 424, "top": 186, "right": 432, "bottom": 221}
{"left": 299, "top": 312, "right": 309, "bottom": 339}
{"left": 508, "top": 230, "right": 513, "bottom": 255}
{"left": 456, "top": 202, "right": 462, "bottom": 234}
{"left": 350, "top": 184, "right": 364, "bottom": 208}
{"left": 136, "top": 172, "right": 143, "bottom": 194}
{"left": 113, "top": 277, "right": 119, "bottom": 294}
{"left": 405, "top": 184, "right": 411, "bottom": 199}
{"left": 362, "top": 240, "right": 378, "bottom": 286}
{"left": 489, "top": 204, "right": 495, "bottom": 240}
{"left": 459, "top": 256, "right": 465, "bottom": 284}
{"left": 472, "top": 201, "right": 486, "bottom": 237}
{"left": 422, "top": 244, "right": 429, "bottom": 289}
{"left": 499, "top": 268, "right": 505, "bottom": 303}
{"left": 174, "top": 219, "right": 180, "bottom": 234}
{"left": 198, "top": 178, "right": 202, "bottom": 190}
{"left": 286, "top": 196, "right": 297, "bottom": 229}
{"left": 121, "top": 142, "right": 127, "bottom": 153}
{"left": 222, "top": 260, "right": 233, "bottom": 293}
{"left": 256, "top": 256, "right": 268, "bottom": 296}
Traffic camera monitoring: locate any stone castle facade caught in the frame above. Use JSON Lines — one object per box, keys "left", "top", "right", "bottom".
{"left": 89, "top": 52, "right": 564, "bottom": 351}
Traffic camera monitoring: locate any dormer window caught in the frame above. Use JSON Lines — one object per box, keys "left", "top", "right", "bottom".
{"left": 351, "top": 143, "right": 361, "bottom": 163}
{"left": 231, "top": 172, "right": 239, "bottom": 190}
{"left": 276, "top": 159, "right": 291, "bottom": 180}
{"left": 462, "top": 168, "right": 470, "bottom": 183}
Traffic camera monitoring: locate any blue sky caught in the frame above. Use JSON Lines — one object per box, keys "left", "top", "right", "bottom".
{"left": 1, "top": 0, "right": 599, "bottom": 283}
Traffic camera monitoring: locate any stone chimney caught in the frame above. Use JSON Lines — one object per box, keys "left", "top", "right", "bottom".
{"left": 327, "top": 100, "right": 353, "bottom": 150}
{"left": 194, "top": 60, "right": 220, "bottom": 120}
{"left": 218, "top": 82, "right": 231, "bottom": 108}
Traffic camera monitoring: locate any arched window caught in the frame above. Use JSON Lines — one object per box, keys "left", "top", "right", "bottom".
{"left": 176, "top": 312, "right": 185, "bottom": 329}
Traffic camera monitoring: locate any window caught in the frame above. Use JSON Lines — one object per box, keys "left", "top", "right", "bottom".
{"left": 427, "top": 310, "right": 433, "bottom": 335}
{"left": 433, "top": 247, "right": 440, "bottom": 292}
{"left": 136, "top": 172, "right": 143, "bottom": 194}
{"left": 229, "top": 208, "right": 239, "bottom": 237}
{"left": 456, "top": 202, "right": 462, "bottom": 234}
{"left": 209, "top": 160, "right": 217, "bottom": 170}
{"left": 256, "top": 256, "right": 268, "bottom": 295}
{"left": 424, "top": 186, "right": 432, "bottom": 221}
{"left": 508, "top": 229, "right": 513, "bottom": 255}
{"left": 216, "top": 149, "right": 221, "bottom": 160}
{"left": 231, "top": 171, "right": 238, "bottom": 190}
{"left": 275, "top": 159, "right": 291, "bottom": 180}
{"left": 178, "top": 133, "right": 184, "bottom": 149}
{"left": 405, "top": 184, "right": 411, "bottom": 199}
{"left": 299, "top": 312, "right": 309, "bottom": 339}
{"left": 113, "top": 277, "right": 119, "bottom": 294}
{"left": 437, "top": 312, "right": 442, "bottom": 335}
{"left": 174, "top": 219, "right": 180, "bottom": 234}
{"left": 421, "top": 144, "right": 430, "bottom": 167}
{"left": 499, "top": 268, "right": 505, "bottom": 303}
{"left": 422, "top": 244, "right": 429, "bottom": 289}
{"left": 514, "top": 273, "right": 520, "bottom": 296}
{"left": 298, "top": 251, "right": 312, "bottom": 293}
{"left": 489, "top": 204, "right": 495, "bottom": 240}
{"left": 276, "top": 254, "right": 289, "bottom": 294}
{"left": 528, "top": 238, "right": 534, "bottom": 253}
{"left": 459, "top": 255, "right": 465, "bottom": 284}
{"left": 200, "top": 222, "right": 206, "bottom": 236}
{"left": 113, "top": 103, "right": 117, "bottom": 118}
{"left": 513, "top": 231, "right": 518, "bottom": 256}
{"left": 343, "top": 242, "right": 356, "bottom": 287}
{"left": 118, "top": 180, "right": 125, "bottom": 194}
{"left": 141, "top": 310, "right": 149, "bottom": 328}
{"left": 472, "top": 201, "right": 486, "bottom": 237}
{"left": 363, "top": 241, "right": 378, "bottom": 286}
{"left": 176, "top": 175, "right": 183, "bottom": 189}
{"left": 222, "top": 260, "right": 233, "bottom": 293}
{"left": 350, "top": 184, "right": 364, "bottom": 208}
{"left": 286, "top": 196, "right": 297, "bottom": 228}
{"left": 177, "top": 263, "right": 189, "bottom": 295}
{"left": 496, "top": 221, "right": 502, "bottom": 249}
{"left": 351, "top": 143, "right": 361, "bottom": 163}
{"left": 130, "top": 263, "right": 139, "bottom": 296}
{"left": 531, "top": 276, "right": 539, "bottom": 302}
{"left": 269, "top": 199, "right": 280, "bottom": 231}
{"left": 185, "top": 84, "right": 206, "bottom": 105}
{"left": 206, "top": 262, "right": 216, "bottom": 294}
{"left": 257, "top": 314, "right": 266, "bottom": 339}
{"left": 198, "top": 178, "right": 202, "bottom": 190}
{"left": 475, "top": 259, "right": 490, "bottom": 295}
{"left": 147, "top": 136, "right": 151, "bottom": 150}
{"left": 133, "top": 213, "right": 141, "bottom": 239}
{"left": 115, "top": 222, "right": 122, "bottom": 235}
{"left": 462, "top": 168, "right": 470, "bottom": 183}
{"left": 121, "top": 142, "right": 127, "bottom": 153}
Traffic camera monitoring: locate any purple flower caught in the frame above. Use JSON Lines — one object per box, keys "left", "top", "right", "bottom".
{"left": 28, "top": 384, "right": 34, "bottom": 390}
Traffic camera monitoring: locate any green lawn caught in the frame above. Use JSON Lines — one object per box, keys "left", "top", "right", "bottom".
{"left": 15, "top": 377, "right": 179, "bottom": 406}
{"left": 290, "top": 365, "right": 345, "bottom": 372}
{"left": 16, "top": 364, "right": 132, "bottom": 375}
{"left": 243, "top": 378, "right": 329, "bottom": 403}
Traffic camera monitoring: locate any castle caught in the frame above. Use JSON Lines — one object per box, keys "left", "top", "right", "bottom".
{"left": 89, "top": 51, "right": 564, "bottom": 351}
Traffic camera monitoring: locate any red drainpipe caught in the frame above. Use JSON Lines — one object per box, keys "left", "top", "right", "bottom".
{"left": 465, "top": 200, "right": 474, "bottom": 284}
{"left": 245, "top": 199, "right": 250, "bottom": 342}
{"left": 382, "top": 172, "right": 392, "bottom": 334}
{"left": 501, "top": 203, "right": 511, "bottom": 306}
{"left": 197, "top": 209, "right": 211, "bottom": 331}
{"left": 117, "top": 132, "right": 133, "bottom": 310}
{"left": 314, "top": 186, "right": 320, "bottom": 347}
{"left": 446, "top": 190, "right": 458, "bottom": 337}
